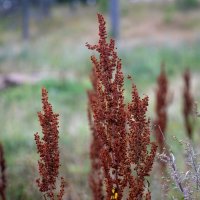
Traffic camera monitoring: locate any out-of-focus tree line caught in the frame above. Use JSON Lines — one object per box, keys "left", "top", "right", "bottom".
{"left": 0, "top": 0, "right": 100, "bottom": 15}
{"left": 0, "top": 0, "right": 108, "bottom": 19}
{"left": 0, "top": 0, "right": 114, "bottom": 40}
{"left": 0, "top": 0, "right": 199, "bottom": 40}
{"left": 0, "top": 0, "right": 103, "bottom": 40}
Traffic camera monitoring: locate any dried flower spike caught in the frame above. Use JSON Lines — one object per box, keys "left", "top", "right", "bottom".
{"left": 87, "top": 14, "right": 157, "bottom": 200}
{"left": 154, "top": 65, "right": 169, "bottom": 153}
{"left": 183, "top": 69, "right": 194, "bottom": 139}
{"left": 0, "top": 143, "right": 6, "bottom": 200}
{"left": 34, "top": 88, "right": 65, "bottom": 200}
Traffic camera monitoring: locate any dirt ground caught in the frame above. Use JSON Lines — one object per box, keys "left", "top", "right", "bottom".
{"left": 120, "top": 5, "right": 200, "bottom": 47}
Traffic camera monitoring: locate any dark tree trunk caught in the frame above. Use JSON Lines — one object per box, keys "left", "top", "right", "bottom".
{"left": 40, "top": 0, "right": 52, "bottom": 18}
{"left": 109, "top": 0, "right": 120, "bottom": 39}
{"left": 22, "top": 0, "right": 30, "bottom": 40}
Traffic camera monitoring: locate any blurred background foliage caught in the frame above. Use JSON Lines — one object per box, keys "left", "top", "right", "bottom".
{"left": 0, "top": 0, "right": 200, "bottom": 199}
{"left": 175, "top": 0, "right": 199, "bottom": 10}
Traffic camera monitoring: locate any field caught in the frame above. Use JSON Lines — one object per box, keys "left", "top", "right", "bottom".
{"left": 0, "top": 2, "right": 200, "bottom": 199}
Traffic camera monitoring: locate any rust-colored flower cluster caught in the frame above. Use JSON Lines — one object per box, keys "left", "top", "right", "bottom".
{"left": 34, "top": 88, "right": 65, "bottom": 200}
{"left": 154, "top": 66, "right": 168, "bottom": 153}
{"left": 0, "top": 144, "right": 6, "bottom": 200}
{"left": 87, "top": 14, "right": 157, "bottom": 200}
{"left": 183, "top": 69, "right": 194, "bottom": 139}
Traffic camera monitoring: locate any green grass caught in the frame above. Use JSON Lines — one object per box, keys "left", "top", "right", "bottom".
{"left": 0, "top": 79, "right": 90, "bottom": 199}
{"left": 121, "top": 43, "right": 200, "bottom": 82}
{"left": 1, "top": 48, "right": 199, "bottom": 199}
